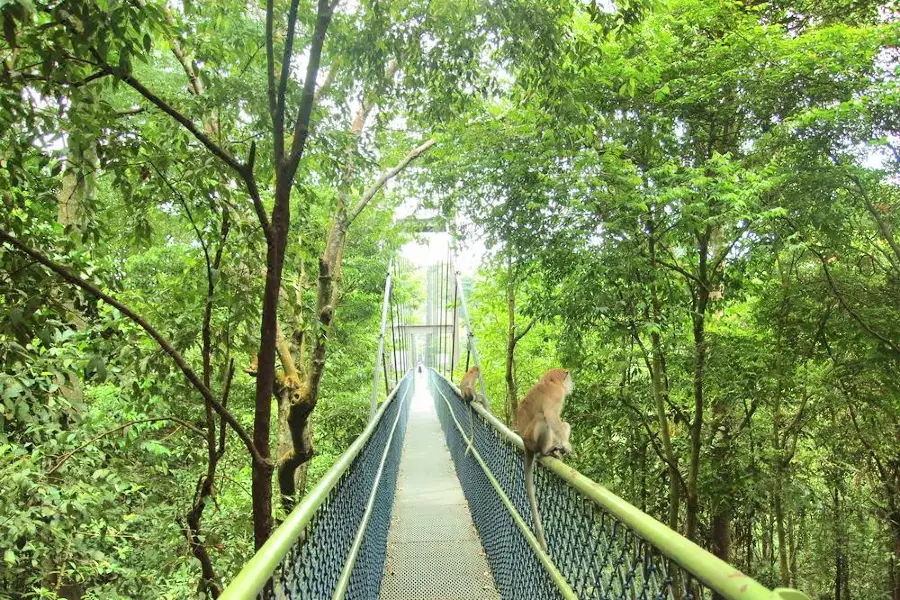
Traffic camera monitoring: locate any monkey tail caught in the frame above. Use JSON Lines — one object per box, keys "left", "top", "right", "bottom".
{"left": 465, "top": 400, "right": 476, "bottom": 456}
{"left": 524, "top": 449, "right": 549, "bottom": 552}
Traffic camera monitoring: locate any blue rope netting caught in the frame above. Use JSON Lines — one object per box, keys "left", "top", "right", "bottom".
{"left": 430, "top": 369, "right": 712, "bottom": 600}
{"left": 265, "top": 373, "right": 413, "bottom": 600}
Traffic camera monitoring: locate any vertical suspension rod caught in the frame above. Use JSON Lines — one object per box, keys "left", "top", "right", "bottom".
{"left": 444, "top": 246, "right": 451, "bottom": 376}
{"left": 369, "top": 260, "right": 393, "bottom": 421}
{"left": 397, "top": 260, "right": 406, "bottom": 376}
{"left": 388, "top": 269, "right": 400, "bottom": 388}
{"left": 454, "top": 264, "right": 488, "bottom": 406}
{"left": 437, "top": 260, "right": 444, "bottom": 375}
{"left": 402, "top": 257, "right": 410, "bottom": 373}
{"left": 450, "top": 258, "right": 458, "bottom": 380}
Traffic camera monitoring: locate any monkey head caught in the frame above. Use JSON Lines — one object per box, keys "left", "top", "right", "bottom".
{"left": 542, "top": 368, "right": 573, "bottom": 394}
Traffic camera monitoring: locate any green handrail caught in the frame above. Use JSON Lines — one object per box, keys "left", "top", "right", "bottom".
{"left": 432, "top": 370, "right": 810, "bottom": 600}
{"left": 219, "top": 377, "right": 407, "bottom": 600}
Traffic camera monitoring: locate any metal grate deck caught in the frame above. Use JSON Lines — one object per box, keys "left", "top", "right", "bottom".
{"left": 380, "top": 371, "right": 500, "bottom": 600}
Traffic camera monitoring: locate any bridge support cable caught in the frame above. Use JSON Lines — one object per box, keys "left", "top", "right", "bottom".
{"left": 452, "top": 264, "right": 489, "bottom": 407}
{"left": 429, "top": 368, "right": 811, "bottom": 600}
{"left": 220, "top": 373, "right": 414, "bottom": 600}
{"left": 388, "top": 273, "right": 401, "bottom": 388}
{"left": 449, "top": 263, "right": 459, "bottom": 379}
{"left": 437, "top": 260, "right": 444, "bottom": 373}
{"left": 444, "top": 249, "right": 452, "bottom": 376}
{"left": 369, "top": 261, "right": 393, "bottom": 421}
{"left": 381, "top": 349, "right": 390, "bottom": 396}
{"left": 397, "top": 258, "right": 410, "bottom": 374}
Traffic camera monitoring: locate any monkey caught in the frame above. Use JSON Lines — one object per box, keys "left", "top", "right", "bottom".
{"left": 459, "top": 366, "right": 489, "bottom": 454}
{"left": 459, "top": 366, "right": 483, "bottom": 405}
{"left": 515, "top": 368, "right": 573, "bottom": 553}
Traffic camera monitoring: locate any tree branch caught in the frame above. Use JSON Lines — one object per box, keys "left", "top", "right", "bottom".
{"left": 286, "top": 0, "right": 337, "bottom": 170}
{"left": 274, "top": 0, "right": 302, "bottom": 164}
{"left": 163, "top": 8, "right": 206, "bottom": 97}
{"left": 710, "top": 230, "right": 744, "bottom": 275}
{"left": 810, "top": 246, "right": 900, "bottom": 355}
{"left": 655, "top": 254, "right": 704, "bottom": 287}
{"left": 47, "top": 417, "right": 205, "bottom": 475}
{"left": 621, "top": 395, "right": 687, "bottom": 490}
{"left": 831, "top": 154, "right": 900, "bottom": 268}
{"left": 275, "top": 321, "right": 299, "bottom": 379}
{"left": 149, "top": 161, "right": 211, "bottom": 267}
{"left": 312, "top": 68, "right": 336, "bottom": 106}
{"left": 265, "top": 0, "right": 276, "bottom": 126}
{"left": 513, "top": 318, "right": 536, "bottom": 344}
{"left": 94, "top": 57, "right": 270, "bottom": 237}
{"left": 218, "top": 359, "right": 235, "bottom": 458}
{"left": 107, "top": 64, "right": 242, "bottom": 175}
{"left": 348, "top": 138, "right": 437, "bottom": 223}
{"left": 0, "top": 230, "right": 267, "bottom": 466}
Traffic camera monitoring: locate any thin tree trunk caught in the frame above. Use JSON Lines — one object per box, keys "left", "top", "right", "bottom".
{"left": 763, "top": 502, "right": 773, "bottom": 567}
{"left": 646, "top": 210, "right": 681, "bottom": 533}
{"left": 746, "top": 511, "right": 754, "bottom": 572}
{"left": 686, "top": 231, "right": 710, "bottom": 542}
{"left": 788, "top": 509, "right": 796, "bottom": 587}
{"left": 775, "top": 473, "right": 790, "bottom": 586}
{"left": 505, "top": 255, "right": 518, "bottom": 423}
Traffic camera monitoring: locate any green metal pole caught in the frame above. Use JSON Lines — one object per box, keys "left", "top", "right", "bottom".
{"left": 370, "top": 261, "right": 392, "bottom": 421}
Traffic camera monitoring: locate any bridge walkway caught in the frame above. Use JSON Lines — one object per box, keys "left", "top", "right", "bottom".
{"left": 380, "top": 371, "right": 499, "bottom": 600}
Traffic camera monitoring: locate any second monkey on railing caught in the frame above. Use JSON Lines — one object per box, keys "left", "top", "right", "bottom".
{"left": 459, "top": 366, "right": 489, "bottom": 455}
{"left": 515, "top": 368, "right": 574, "bottom": 553}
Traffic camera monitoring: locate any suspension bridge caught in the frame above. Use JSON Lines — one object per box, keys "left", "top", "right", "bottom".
{"left": 219, "top": 259, "right": 810, "bottom": 600}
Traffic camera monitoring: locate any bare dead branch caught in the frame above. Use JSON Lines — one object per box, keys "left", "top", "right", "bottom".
{"left": 348, "top": 138, "right": 437, "bottom": 223}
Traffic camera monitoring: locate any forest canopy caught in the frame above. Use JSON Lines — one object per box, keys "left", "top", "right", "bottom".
{"left": 0, "top": 0, "right": 897, "bottom": 599}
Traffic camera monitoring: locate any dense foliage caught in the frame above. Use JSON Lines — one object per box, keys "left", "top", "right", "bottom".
{"left": 437, "top": 2, "right": 899, "bottom": 599}
{"left": 1, "top": 0, "right": 897, "bottom": 599}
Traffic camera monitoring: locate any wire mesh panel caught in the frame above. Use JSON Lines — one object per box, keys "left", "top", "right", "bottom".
{"left": 430, "top": 370, "right": 720, "bottom": 600}
{"left": 265, "top": 373, "right": 413, "bottom": 600}
{"left": 431, "top": 371, "right": 565, "bottom": 600}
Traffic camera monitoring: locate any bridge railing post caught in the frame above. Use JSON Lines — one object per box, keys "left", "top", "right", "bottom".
{"left": 369, "top": 260, "right": 393, "bottom": 421}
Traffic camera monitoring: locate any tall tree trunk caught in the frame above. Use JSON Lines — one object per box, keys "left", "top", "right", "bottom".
{"left": 763, "top": 502, "right": 773, "bottom": 568}
{"left": 277, "top": 214, "right": 347, "bottom": 506}
{"left": 252, "top": 178, "right": 293, "bottom": 547}
{"left": 646, "top": 209, "right": 681, "bottom": 533}
{"left": 834, "top": 485, "right": 851, "bottom": 600}
{"left": 774, "top": 472, "right": 790, "bottom": 586}
{"left": 686, "top": 231, "right": 710, "bottom": 542}
{"left": 787, "top": 509, "right": 796, "bottom": 587}
{"left": 746, "top": 511, "right": 754, "bottom": 572}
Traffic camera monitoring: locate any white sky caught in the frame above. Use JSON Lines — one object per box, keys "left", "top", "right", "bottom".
{"left": 394, "top": 195, "right": 485, "bottom": 277}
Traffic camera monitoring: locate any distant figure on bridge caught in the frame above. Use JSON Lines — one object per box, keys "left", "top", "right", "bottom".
{"left": 417, "top": 361, "right": 423, "bottom": 374}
